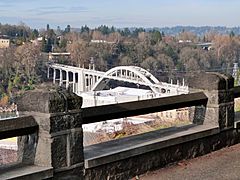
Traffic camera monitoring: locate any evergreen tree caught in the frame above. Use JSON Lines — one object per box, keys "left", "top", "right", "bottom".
{"left": 150, "top": 30, "right": 162, "bottom": 45}
{"left": 65, "top": 25, "right": 71, "bottom": 33}
{"left": 230, "top": 31, "right": 235, "bottom": 38}
{"left": 41, "top": 37, "right": 47, "bottom": 52}
{"left": 33, "top": 29, "right": 39, "bottom": 38}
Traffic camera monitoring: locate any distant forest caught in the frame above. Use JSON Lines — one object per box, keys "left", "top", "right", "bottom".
{"left": 149, "top": 26, "right": 240, "bottom": 36}
{"left": 71, "top": 25, "right": 240, "bottom": 36}
{"left": 1, "top": 23, "right": 240, "bottom": 105}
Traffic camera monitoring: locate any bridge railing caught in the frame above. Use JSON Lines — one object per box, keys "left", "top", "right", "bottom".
{"left": 82, "top": 92, "right": 208, "bottom": 124}
{"left": 0, "top": 88, "right": 83, "bottom": 179}
{"left": 0, "top": 116, "right": 37, "bottom": 140}
{"left": 0, "top": 115, "right": 54, "bottom": 179}
{"left": 83, "top": 72, "right": 236, "bottom": 179}
{"left": 0, "top": 72, "right": 238, "bottom": 180}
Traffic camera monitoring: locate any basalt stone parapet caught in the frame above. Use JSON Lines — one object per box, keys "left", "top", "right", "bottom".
{"left": 54, "top": 165, "right": 84, "bottom": 180}
{"left": 84, "top": 129, "right": 240, "bottom": 180}
{"left": 52, "top": 135, "right": 68, "bottom": 168}
{"left": 213, "top": 72, "right": 234, "bottom": 89}
{"left": 17, "top": 88, "right": 82, "bottom": 113}
{"left": 218, "top": 89, "right": 234, "bottom": 104}
{"left": 69, "top": 130, "right": 84, "bottom": 165}
{"left": 14, "top": 88, "right": 84, "bottom": 179}
{"left": 218, "top": 102, "right": 234, "bottom": 129}
{"left": 189, "top": 72, "right": 234, "bottom": 129}
{"left": 50, "top": 113, "right": 82, "bottom": 133}
{"left": 203, "top": 90, "right": 234, "bottom": 106}
{"left": 188, "top": 72, "right": 233, "bottom": 91}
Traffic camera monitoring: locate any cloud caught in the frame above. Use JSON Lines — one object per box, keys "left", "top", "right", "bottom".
{"left": 0, "top": 0, "right": 32, "bottom": 6}
{"left": 1, "top": 0, "right": 239, "bottom": 29}
{"left": 27, "top": 6, "right": 88, "bottom": 16}
{"left": 0, "top": 4, "right": 14, "bottom": 8}
{"left": 0, "top": 1, "right": 16, "bottom": 8}
{"left": 69, "top": 6, "right": 88, "bottom": 12}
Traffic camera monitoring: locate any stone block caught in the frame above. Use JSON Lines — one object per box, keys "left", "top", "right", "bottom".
{"left": 188, "top": 73, "right": 226, "bottom": 91}
{"left": 216, "top": 73, "right": 234, "bottom": 89}
{"left": 217, "top": 103, "right": 234, "bottom": 129}
{"left": 226, "top": 103, "right": 234, "bottom": 128}
{"left": 17, "top": 88, "right": 82, "bottom": 113}
{"left": 218, "top": 89, "right": 234, "bottom": 104}
{"left": 190, "top": 106, "right": 205, "bottom": 125}
{"left": 15, "top": 88, "right": 84, "bottom": 179}
{"left": 34, "top": 134, "right": 52, "bottom": 167}
{"left": 205, "top": 90, "right": 234, "bottom": 105}
{"left": 204, "top": 107, "right": 219, "bottom": 126}
{"left": 219, "top": 104, "right": 227, "bottom": 129}
{"left": 50, "top": 113, "right": 82, "bottom": 133}
{"left": 189, "top": 72, "right": 234, "bottom": 129}
{"left": 17, "top": 133, "right": 37, "bottom": 165}
{"left": 54, "top": 166, "right": 84, "bottom": 180}
{"left": 69, "top": 130, "right": 84, "bottom": 165}
{"left": 52, "top": 135, "right": 67, "bottom": 169}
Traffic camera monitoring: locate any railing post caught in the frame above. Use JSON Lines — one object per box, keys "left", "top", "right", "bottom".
{"left": 189, "top": 72, "right": 234, "bottom": 129}
{"left": 17, "top": 87, "right": 83, "bottom": 179}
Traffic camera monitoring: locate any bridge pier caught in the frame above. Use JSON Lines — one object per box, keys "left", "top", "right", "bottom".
{"left": 53, "top": 68, "right": 56, "bottom": 84}
{"left": 66, "top": 71, "right": 69, "bottom": 89}
{"left": 78, "top": 70, "right": 85, "bottom": 93}
{"left": 47, "top": 67, "right": 50, "bottom": 79}
{"left": 73, "top": 72, "right": 76, "bottom": 84}
{"left": 59, "top": 69, "right": 63, "bottom": 86}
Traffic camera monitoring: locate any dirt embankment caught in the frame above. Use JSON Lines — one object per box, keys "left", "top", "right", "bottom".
{"left": 0, "top": 149, "right": 17, "bottom": 165}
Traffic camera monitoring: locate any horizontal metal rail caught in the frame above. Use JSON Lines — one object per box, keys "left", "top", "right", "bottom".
{"left": 234, "top": 86, "right": 240, "bottom": 98}
{"left": 0, "top": 116, "right": 38, "bottom": 140}
{"left": 82, "top": 92, "right": 208, "bottom": 124}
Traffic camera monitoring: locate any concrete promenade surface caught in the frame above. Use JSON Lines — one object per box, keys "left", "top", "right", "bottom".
{"left": 138, "top": 143, "right": 240, "bottom": 180}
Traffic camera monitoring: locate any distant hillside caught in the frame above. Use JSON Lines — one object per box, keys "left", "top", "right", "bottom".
{"left": 146, "top": 26, "right": 240, "bottom": 36}
{"left": 70, "top": 25, "right": 240, "bottom": 36}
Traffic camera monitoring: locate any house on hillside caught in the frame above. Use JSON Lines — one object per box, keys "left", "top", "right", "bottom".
{"left": 0, "top": 38, "right": 10, "bottom": 48}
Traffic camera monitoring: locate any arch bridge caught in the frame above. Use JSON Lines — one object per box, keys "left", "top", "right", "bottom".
{"left": 47, "top": 63, "right": 188, "bottom": 97}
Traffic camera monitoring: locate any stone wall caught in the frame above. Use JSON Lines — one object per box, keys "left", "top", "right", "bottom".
{"left": 85, "top": 129, "right": 240, "bottom": 180}
{"left": 188, "top": 73, "right": 234, "bottom": 129}
{"left": 2, "top": 72, "right": 237, "bottom": 180}
{"left": 17, "top": 87, "right": 84, "bottom": 179}
{"left": 84, "top": 72, "right": 237, "bottom": 180}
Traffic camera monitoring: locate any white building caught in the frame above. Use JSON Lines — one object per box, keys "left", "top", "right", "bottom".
{"left": 81, "top": 87, "right": 189, "bottom": 133}
{"left": 0, "top": 38, "right": 10, "bottom": 48}
{"left": 80, "top": 87, "right": 155, "bottom": 108}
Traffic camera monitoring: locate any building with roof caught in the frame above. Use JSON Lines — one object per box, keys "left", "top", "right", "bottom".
{"left": 81, "top": 87, "right": 189, "bottom": 133}
{"left": 0, "top": 38, "right": 10, "bottom": 48}
{"left": 80, "top": 87, "right": 154, "bottom": 107}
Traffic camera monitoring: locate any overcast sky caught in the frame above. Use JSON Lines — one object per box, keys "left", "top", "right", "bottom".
{"left": 0, "top": 0, "right": 239, "bottom": 29}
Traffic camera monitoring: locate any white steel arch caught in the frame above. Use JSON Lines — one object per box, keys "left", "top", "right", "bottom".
{"left": 129, "top": 66, "right": 160, "bottom": 84}
{"left": 91, "top": 66, "right": 160, "bottom": 93}
{"left": 47, "top": 63, "right": 189, "bottom": 96}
